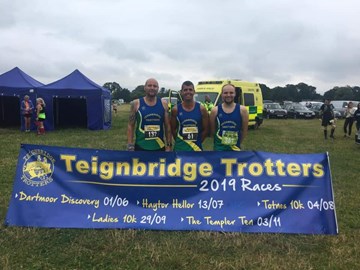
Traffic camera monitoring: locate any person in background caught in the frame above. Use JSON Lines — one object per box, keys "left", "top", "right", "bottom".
{"left": 319, "top": 99, "right": 336, "bottom": 139}
{"left": 171, "top": 81, "right": 209, "bottom": 151}
{"left": 210, "top": 83, "right": 249, "bottom": 151}
{"left": 127, "top": 78, "right": 172, "bottom": 151}
{"left": 354, "top": 103, "right": 360, "bottom": 143}
{"left": 202, "top": 95, "right": 214, "bottom": 113}
{"left": 21, "top": 95, "right": 34, "bottom": 132}
{"left": 343, "top": 101, "right": 356, "bottom": 138}
{"left": 36, "top": 97, "right": 46, "bottom": 135}
{"left": 112, "top": 101, "right": 118, "bottom": 115}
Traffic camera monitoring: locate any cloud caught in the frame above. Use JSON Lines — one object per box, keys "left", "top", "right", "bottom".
{"left": 1, "top": 0, "right": 360, "bottom": 92}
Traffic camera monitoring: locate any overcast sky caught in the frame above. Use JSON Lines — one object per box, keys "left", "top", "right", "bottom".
{"left": 1, "top": 0, "right": 359, "bottom": 93}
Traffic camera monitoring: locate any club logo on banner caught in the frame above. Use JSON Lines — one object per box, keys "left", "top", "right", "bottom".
{"left": 5, "top": 144, "right": 338, "bottom": 235}
{"left": 21, "top": 149, "right": 55, "bottom": 187}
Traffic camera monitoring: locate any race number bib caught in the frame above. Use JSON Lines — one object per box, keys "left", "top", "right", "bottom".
{"left": 221, "top": 130, "right": 238, "bottom": 145}
{"left": 144, "top": 125, "right": 160, "bottom": 139}
{"left": 182, "top": 126, "right": 198, "bottom": 141}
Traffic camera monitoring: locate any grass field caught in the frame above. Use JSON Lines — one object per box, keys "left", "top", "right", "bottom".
{"left": 1, "top": 104, "right": 359, "bottom": 269}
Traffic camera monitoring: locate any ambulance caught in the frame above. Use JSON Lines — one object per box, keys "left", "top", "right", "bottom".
{"left": 194, "top": 80, "right": 264, "bottom": 128}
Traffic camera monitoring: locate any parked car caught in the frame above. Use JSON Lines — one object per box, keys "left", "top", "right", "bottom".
{"left": 309, "top": 103, "right": 342, "bottom": 118}
{"left": 263, "top": 103, "right": 287, "bottom": 118}
{"left": 300, "top": 101, "right": 323, "bottom": 109}
{"left": 263, "top": 100, "right": 274, "bottom": 104}
{"left": 282, "top": 101, "right": 293, "bottom": 109}
{"left": 284, "top": 103, "right": 315, "bottom": 119}
{"left": 331, "top": 100, "right": 359, "bottom": 118}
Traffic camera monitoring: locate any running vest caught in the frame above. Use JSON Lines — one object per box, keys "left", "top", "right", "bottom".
{"left": 174, "top": 102, "right": 203, "bottom": 151}
{"left": 321, "top": 104, "right": 334, "bottom": 119}
{"left": 135, "top": 97, "right": 165, "bottom": 150}
{"left": 214, "top": 104, "right": 242, "bottom": 151}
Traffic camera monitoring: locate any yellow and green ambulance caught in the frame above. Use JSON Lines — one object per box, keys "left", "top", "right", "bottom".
{"left": 194, "top": 80, "right": 263, "bottom": 128}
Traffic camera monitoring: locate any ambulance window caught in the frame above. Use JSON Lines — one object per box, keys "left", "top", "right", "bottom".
{"left": 244, "top": 93, "right": 255, "bottom": 106}
{"left": 235, "top": 87, "right": 242, "bottom": 104}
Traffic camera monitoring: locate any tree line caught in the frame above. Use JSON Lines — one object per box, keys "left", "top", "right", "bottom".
{"left": 103, "top": 82, "right": 168, "bottom": 103}
{"left": 103, "top": 82, "right": 360, "bottom": 103}
{"left": 261, "top": 83, "right": 360, "bottom": 102}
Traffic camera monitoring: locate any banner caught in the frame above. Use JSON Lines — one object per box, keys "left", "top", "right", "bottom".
{"left": 5, "top": 144, "right": 338, "bottom": 234}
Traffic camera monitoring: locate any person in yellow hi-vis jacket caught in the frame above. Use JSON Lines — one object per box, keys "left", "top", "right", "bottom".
{"left": 202, "top": 95, "right": 214, "bottom": 113}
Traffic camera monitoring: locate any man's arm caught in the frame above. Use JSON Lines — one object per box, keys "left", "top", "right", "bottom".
{"left": 127, "top": 100, "right": 139, "bottom": 150}
{"left": 319, "top": 104, "right": 325, "bottom": 118}
{"left": 161, "top": 99, "right": 172, "bottom": 151}
{"left": 240, "top": 105, "right": 249, "bottom": 143}
{"left": 200, "top": 105, "right": 209, "bottom": 142}
{"left": 170, "top": 105, "right": 178, "bottom": 140}
{"left": 209, "top": 106, "right": 218, "bottom": 137}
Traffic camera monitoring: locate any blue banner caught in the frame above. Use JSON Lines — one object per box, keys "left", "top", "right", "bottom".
{"left": 5, "top": 144, "right": 338, "bottom": 234}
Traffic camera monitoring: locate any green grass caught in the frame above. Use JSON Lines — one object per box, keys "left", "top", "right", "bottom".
{"left": 1, "top": 104, "right": 359, "bottom": 269}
